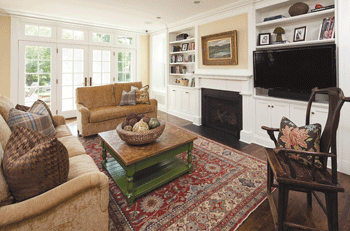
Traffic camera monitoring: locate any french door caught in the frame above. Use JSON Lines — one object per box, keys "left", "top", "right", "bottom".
{"left": 57, "top": 44, "right": 89, "bottom": 118}
{"left": 90, "top": 46, "right": 114, "bottom": 85}
{"left": 19, "top": 41, "right": 57, "bottom": 111}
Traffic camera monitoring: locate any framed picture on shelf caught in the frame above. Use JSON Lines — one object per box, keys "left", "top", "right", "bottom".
{"left": 293, "top": 26, "right": 306, "bottom": 42}
{"left": 201, "top": 30, "right": 237, "bottom": 65}
{"left": 177, "top": 55, "right": 183, "bottom": 62}
{"left": 319, "top": 16, "right": 335, "bottom": 40}
{"left": 182, "top": 43, "right": 189, "bottom": 51}
{"left": 258, "top": 33, "right": 271, "bottom": 46}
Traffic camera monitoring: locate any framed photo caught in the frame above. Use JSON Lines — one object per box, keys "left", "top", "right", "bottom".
{"left": 177, "top": 55, "right": 183, "bottom": 62}
{"left": 201, "top": 30, "right": 237, "bottom": 65}
{"left": 182, "top": 43, "right": 189, "bottom": 51}
{"left": 258, "top": 33, "right": 271, "bottom": 46}
{"left": 293, "top": 26, "right": 307, "bottom": 42}
{"left": 319, "top": 16, "right": 335, "bottom": 40}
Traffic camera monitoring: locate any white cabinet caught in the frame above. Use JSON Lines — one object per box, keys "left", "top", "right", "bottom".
{"left": 167, "top": 86, "right": 200, "bottom": 123}
{"left": 290, "top": 103, "right": 328, "bottom": 130}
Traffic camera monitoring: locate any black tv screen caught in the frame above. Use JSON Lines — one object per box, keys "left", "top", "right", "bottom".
{"left": 253, "top": 45, "right": 336, "bottom": 94}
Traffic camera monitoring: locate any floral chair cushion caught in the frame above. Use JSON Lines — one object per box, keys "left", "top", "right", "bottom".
{"left": 277, "top": 116, "right": 322, "bottom": 169}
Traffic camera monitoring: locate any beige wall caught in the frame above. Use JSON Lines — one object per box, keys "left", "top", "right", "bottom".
{"left": 140, "top": 34, "right": 150, "bottom": 85}
{"left": 198, "top": 13, "right": 248, "bottom": 69}
{"left": 0, "top": 15, "right": 11, "bottom": 98}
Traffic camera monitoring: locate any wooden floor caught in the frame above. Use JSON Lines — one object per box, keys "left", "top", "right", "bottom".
{"left": 67, "top": 111, "right": 350, "bottom": 231}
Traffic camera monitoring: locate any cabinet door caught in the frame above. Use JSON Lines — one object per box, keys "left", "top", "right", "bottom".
{"left": 255, "top": 99, "right": 271, "bottom": 137}
{"left": 289, "top": 104, "right": 307, "bottom": 126}
{"left": 270, "top": 102, "right": 290, "bottom": 129}
{"left": 175, "top": 88, "right": 183, "bottom": 111}
{"left": 310, "top": 107, "right": 328, "bottom": 131}
{"left": 182, "top": 90, "right": 191, "bottom": 114}
{"left": 168, "top": 88, "right": 176, "bottom": 110}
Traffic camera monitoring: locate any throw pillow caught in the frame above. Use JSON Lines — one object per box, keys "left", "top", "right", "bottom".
{"left": 131, "top": 85, "right": 150, "bottom": 104}
{"left": 277, "top": 116, "right": 322, "bottom": 169}
{"left": 2, "top": 126, "right": 69, "bottom": 202}
{"left": 15, "top": 100, "right": 58, "bottom": 127}
{"left": 119, "top": 90, "right": 136, "bottom": 106}
{"left": 0, "top": 143, "right": 13, "bottom": 206}
{"left": 8, "top": 100, "right": 56, "bottom": 136}
{"left": 0, "top": 94, "right": 15, "bottom": 123}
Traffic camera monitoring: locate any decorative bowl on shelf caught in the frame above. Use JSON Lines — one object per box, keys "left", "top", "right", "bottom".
{"left": 289, "top": 2, "right": 309, "bottom": 16}
{"left": 116, "top": 120, "right": 165, "bottom": 145}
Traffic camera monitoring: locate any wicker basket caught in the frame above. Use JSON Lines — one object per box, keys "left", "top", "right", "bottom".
{"left": 116, "top": 120, "right": 165, "bottom": 145}
{"left": 180, "top": 79, "right": 189, "bottom": 86}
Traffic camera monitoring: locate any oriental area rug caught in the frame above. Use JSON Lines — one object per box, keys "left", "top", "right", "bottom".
{"left": 79, "top": 125, "right": 267, "bottom": 231}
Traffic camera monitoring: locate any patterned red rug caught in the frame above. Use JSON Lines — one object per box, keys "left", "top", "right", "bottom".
{"left": 79, "top": 125, "right": 267, "bottom": 231}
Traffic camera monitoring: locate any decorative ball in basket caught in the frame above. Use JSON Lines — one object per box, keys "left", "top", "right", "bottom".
{"left": 116, "top": 113, "right": 165, "bottom": 145}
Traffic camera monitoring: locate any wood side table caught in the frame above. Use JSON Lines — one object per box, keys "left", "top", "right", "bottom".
{"left": 98, "top": 125, "right": 197, "bottom": 206}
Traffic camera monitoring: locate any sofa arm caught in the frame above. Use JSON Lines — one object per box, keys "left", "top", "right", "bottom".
{"left": 149, "top": 99, "right": 158, "bottom": 111}
{"left": 53, "top": 115, "right": 66, "bottom": 126}
{"left": 0, "top": 172, "right": 109, "bottom": 228}
{"left": 76, "top": 103, "right": 90, "bottom": 125}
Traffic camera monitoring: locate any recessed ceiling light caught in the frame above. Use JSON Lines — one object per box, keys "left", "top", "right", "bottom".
{"left": 193, "top": 0, "right": 201, "bottom": 4}
{"left": 144, "top": 21, "right": 152, "bottom": 24}
{"left": 156, "top": 17, "right": 161, "bottom": 19}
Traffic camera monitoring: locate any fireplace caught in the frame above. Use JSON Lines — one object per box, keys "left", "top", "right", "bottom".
{"left": 202, "top": 88, "right": 242, "bottom": 138}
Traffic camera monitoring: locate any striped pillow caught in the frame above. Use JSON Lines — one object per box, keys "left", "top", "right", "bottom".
{"left": 119, "top": 90, "right": 136, "bottom": 106}
{"left": 8, "top": 101, "right": 55, "bottom": 136}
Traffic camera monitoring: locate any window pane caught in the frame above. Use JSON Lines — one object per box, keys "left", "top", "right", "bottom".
{"left": 39, "top": 47, "right": 51, "bottom": 60}
{"left": 39, "top": 61, "right": 51, "bottom": 73}
{"left": 26, "top": 74, "right": 38, "bottom": 87}
{"left": 62, "top": 98, "right": 73, "bottom": 111}
{"left": 93, "top": 33, "right": 102, "bottom": 42}
{"left": 62, "top": 61, "right": 73, "bottom": 73}
{"left": 25, "top": 25, "right": 38, "bottom": 36}
{"left": 118, "top": 52, "right": 123, "bottom": 60}
{"left": 118, "top": 62, "right": 124, "bottom": 72}
{"left": 125, "top": 73, "right": 131, "bottom": 82}
{"left": 102, "top": 51, "right": 110, "bottom": 61}
{"left": 102, "top": 34, "right": 111, "bottom": 43}
{"left": 74, "top": 49, "right": 84, "bottom": 61}
{"left": 74, "top": 30, "right": 84, "bottom": 40}
{"left": 74, "top": 61, "right": 83, "bottom": 73}
{"left": 62, "top": 73, "right": 72, "bottom": 86}
{"left": 118, "top": 73, "right": 124, "bottom": 82}
{"left": 39, "top": 74, "right": 51, "bottom": 87}
{"left": 62, "top": 29, "right": 73, "bottom": 39}
{"left": 102, "top": 73, "right": 110, "bottom": 84}
{"left": 93, "top": 50, "right": 102, "bottom": 61}
{"left": 118, "top": 37, "right": 125, "bottom": 44}
{"left": 62, "top": 86, "right": 73, "bottom": 98}
{"left": 74, "top": 74, "right": 84, "bottom": 85}
{"left": 39, "top": 87, "right": 51, "bottom": 105}
{"left": 126, "top": 37, "right": 133, "bottom": 45}
{"left": 26, "top": 61, "right": 38, "bottom": 73}
{"left": 93, "top": 62, "right": 101, "bottom": 72}
{"left": 39, "top": 27, "right": 52, "bottom": 37}
{"left": 93, "top": 73, "right": 101, "bottom": 85}
{"left": 62, "top": 48, "right": 73, "bottom": 61}
{"left": 102, "top": 62, "right": 110, "bottom": 72}
{"left": 25, "top": 46, "right": 38, "bottom": 59}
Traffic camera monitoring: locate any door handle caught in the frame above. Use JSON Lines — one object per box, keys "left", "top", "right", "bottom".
{"left": 90, "top": 77, "right": 92, "bottom": 86}
{"left": 84, "top": 77, "right": 87, "bottom": 86}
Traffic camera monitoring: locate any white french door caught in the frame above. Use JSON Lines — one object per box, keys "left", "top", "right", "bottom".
{"left": 57, "top": 44, "right": 89, "bottom": 118}
{"left": 90, "top": 46, "right": 115, "bottom": 85}
{"left": 116, "top": 48, "right": 136, "bottom": 82}
{"left": 19, "top": 41, "right": 58, "bottom": 111}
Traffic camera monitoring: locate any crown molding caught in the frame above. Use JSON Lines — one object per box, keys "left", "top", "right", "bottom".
{"left": 166, "top": 0, "right": 260, "bottom": 29}
{"left": 3, "top": 8, "right": 147, "bottom": 34}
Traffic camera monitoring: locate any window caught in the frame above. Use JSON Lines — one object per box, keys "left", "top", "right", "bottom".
{"left": 118, "top": 36, "right": 133, "bottom": 45}
{"left": 25, "top": 25, "right": 52, "bottom": 37}
{"left": 62, "top": 29, "right": 84, "bottom": 40}
{"left": 92, "top": 33, "right": 111, "bottom": 43}
{"left": 118, "top": 51, "right": 132, "bottom": 82}
{"left": 92, "top": 49, "right": 111, "bottom": 85}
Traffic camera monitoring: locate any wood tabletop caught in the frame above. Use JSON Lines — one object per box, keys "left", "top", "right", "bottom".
{"left": 98, "top": 124, "right": 197, "bottom": 165}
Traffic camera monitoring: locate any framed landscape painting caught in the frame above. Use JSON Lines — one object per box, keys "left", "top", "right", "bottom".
{"left": 201, "top": 30, "right": 237, "bottom": 65}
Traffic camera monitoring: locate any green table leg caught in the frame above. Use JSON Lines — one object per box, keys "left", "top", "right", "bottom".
{"left": 126, "top": 168, "right": 135, "bottom": 206}
{"left": 101, "top": 142, "right": 107, "bottom": 170}
{"left": 187, "top": 149, "right": 193, "bottom": 174}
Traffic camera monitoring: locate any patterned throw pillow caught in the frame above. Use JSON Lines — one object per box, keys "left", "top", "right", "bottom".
{"left": 15, "top": 100, "right": 58, "bottom": 127}
{"left": 119, "top": 90, "right": 136, "bottom": 106}
{"left": 2, "top": 126, "right": 69, "bottom": 202}
{"left": 8, "top": 100, "right": 55, "bottom": 136}
{"left": 277, "top": 117, "right": 322, "bottom": 169}
{"left": 131, "top": 85, "right": 150, "bottom": 104}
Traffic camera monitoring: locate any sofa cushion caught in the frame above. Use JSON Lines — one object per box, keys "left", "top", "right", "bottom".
{"left": 55, "top": 125, "right": 73, "bottom": 138}
{"left": 114, "top": 82, "right": 142, "bottom": 105}
{"left": 58, "top": 136, "right": 86, "bottom": 158}
{"left": 0, "top": 144, "right": 13, "bottom": 207}
{"left": 76, "top": 84, "right": 116, "bottom": 109}
{"left": 0, "top": 115, "right": 11, "bottom": 149}
{"left": 90, "top": 106, "right": 128, "bottom": 123}
{"left": 3, "top": 126, "right": 69, "bottom": 202}
{"left": 277, "top": 116, "right": 322, "bottom": 169}
{"left": 8, "top": 100, "right": 56, "bottom": 136}
{"left": 68, "top": 155, "right": 99, "bottom": 181}
{"left": 119, "top": 90, "right": 136, "bottom": 106}
{"left": 0, "top": 94, "right": 14, "bottom": 123}
{"left": 131, "top": 85, "right": 150, "bottom": 104}
{"left": 122, "top": 104, "right": 157, "bottom": 115}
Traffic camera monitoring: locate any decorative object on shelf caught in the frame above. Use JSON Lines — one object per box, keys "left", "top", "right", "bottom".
{"left": 315, "top": 3, "right": 323, "bottom": 9}
{"left": 180, "top": 78, "right": 189, "bottom": 86}
{"left": 319, "top": 16, "right": 335, "bottom": 40}
{"left": 258, "top": 33, "right": 271, "bottom": 45}
{"left": 182, "top": 43, "right": 189, "bottom": 51}
{"left": 311, "top": 4, "right": 334, "bottom": 12}
{"left": 176, "top": 33, "right": 188, "bottom": 41}
{"left": 190, "top": 78, "right": 195, "bottom": 87}
{"left": 177, "top": 55, "right": 183, "bottom": 62}
{"left": 188, "top": 54, "right": 195, "bottom": 62}
{"left": 201, "top": 30, "right": 237, "bottom": 65}
{"left": 293, "top": 26, "right": 307, "bottom": 42}
{"left": 182, "top": 66, "right": 187, "bottom": 74}
{"left": 288, "top": 2, "right": 309, "bottom": 16}
{"left": 174, "top": 79, "right": 180, "bottom": 85}
{"left": 273, "top": 27, "right": 285, "bottom": 42}
{"left": 173, "top": 46, "right": 181, "bottom": 52}
{"left": 263, "top": 15, "right": 287, "bottom": 22}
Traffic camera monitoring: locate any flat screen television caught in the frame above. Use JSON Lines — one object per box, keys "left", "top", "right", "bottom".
{"left": 253, "top": 44, "right": 337, "bottom": 100}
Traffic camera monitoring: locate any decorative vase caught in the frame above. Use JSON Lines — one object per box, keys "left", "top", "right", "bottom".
{"left": 289, "top": 2, "right": 309, "bottom": 16}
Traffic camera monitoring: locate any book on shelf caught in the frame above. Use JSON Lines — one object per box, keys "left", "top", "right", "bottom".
{"left": 319, "top": 16, "right": 335, "bottom": 40}
{"left": 263, "top": 15, "right": 286, "bottom": 22}
{"left": 311, "top": 4, "right": 334, "bottom": 13}
{"left": 190, "top": 78, "right": 195, "bottom": 87}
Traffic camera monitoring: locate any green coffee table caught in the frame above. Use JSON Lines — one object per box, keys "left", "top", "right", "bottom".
{"left": 98, "top": 125, "right": 197, "bottom": 206}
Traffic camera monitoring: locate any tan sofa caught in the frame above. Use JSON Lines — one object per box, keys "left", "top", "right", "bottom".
{"left": 76, "top": 81, "right": 157, "bottom": 137}
{"left": 0, "top": 95, "right": 109, "bottom": 230}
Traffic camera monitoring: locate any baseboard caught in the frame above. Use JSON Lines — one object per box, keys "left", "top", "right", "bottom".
{"left": 252, "top": 134, "right": 275, "bottom": 148}
{"left": 240, "top": 130, "right": 253, "bottom": 144}
{"left": 157, "top": 104, "right": 166, "bottom": 112}
{"left": 192, "top": 116, "right": 201, "bottom": 126}
{"left": 338, "top": 160, "right": 350, "bottom": 175}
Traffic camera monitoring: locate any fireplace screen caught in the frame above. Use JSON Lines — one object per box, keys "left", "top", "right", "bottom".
{"left": 202, "top": 88, "right": 242, "bottom": 138}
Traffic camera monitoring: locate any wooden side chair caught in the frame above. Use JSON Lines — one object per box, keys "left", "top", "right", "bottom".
{"left": 262, "top": 88, "right": 347, "bottom": 231}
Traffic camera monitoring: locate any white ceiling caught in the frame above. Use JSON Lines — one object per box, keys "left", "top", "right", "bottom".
{"left": 0, "top": 0, "right": 240, "bottom": 32}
